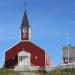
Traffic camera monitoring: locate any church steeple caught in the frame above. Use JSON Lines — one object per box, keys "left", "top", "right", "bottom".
{"left": 20, "top": 10, "right": 31, "bottom": 41}
{"left": 20, "top": 10, "right": 30, "bottom": 29}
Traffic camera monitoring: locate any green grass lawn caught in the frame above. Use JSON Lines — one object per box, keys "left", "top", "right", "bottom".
{"left": 0, "top": 68, "right": 48, "bottom": 75}
{"left": 49, "top": 68, "right": 75, "bottom": 75}
{"left": 1, "top": 68, "right": 75, "bottom": 75}
{"left": 0, "top": 68, "right": 20, "bottom": 75}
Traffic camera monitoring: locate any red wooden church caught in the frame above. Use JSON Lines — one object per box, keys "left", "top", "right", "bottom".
{"left": 4, "top": 9, "right": 50, "bottom": 70}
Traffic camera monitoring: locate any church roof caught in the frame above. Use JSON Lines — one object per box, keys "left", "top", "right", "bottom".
{"left": 20, "top": 10, "right": 30, "bottom": 29}
{"left": 5, "top": 41, "right": 45, "bottom": 61}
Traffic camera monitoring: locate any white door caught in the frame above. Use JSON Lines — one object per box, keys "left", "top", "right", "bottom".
{"left": 19, "top": 56, "right": 30, "bottom": 66}
{"left": 18, "top": 51, "right": 30, "bottom": 67}
{"left": 21, "top": 56, "right": 25, "bottom": 66}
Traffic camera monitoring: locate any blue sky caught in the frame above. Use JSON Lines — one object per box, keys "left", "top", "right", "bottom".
{"left": 0, "top": 0, "right": 75, "bottom": 67}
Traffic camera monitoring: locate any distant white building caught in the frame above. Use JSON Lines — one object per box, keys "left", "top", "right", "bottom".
{"left": 62, "top": 46, "right": 75, "bottom": 64}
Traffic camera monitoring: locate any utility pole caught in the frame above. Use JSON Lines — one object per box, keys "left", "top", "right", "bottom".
{"left": 67, "top": 32, "right": 69, "bottom": 64}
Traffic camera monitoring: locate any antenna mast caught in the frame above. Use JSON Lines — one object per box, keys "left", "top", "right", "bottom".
{"left": 67, "top": 32, "right": 69, "bottom": 63}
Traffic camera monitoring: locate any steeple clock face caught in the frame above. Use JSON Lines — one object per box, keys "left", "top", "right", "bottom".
{"left": 21, "top": 28, "right": 29, "bottom": 40}
{"left": 23, "top": 28, "right": 27, "bottom": 33}
{"left": 22, "top": 28, "right": 28, "bottom": 39}
{"left": 23, "top": 34, "right": 27, "bottom": 38}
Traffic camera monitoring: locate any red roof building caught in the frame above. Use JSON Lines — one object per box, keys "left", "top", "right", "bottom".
{"left": 4, "top": 10, "right": 50, "bottom": 70}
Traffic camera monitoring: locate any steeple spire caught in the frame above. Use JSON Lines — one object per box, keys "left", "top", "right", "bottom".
{"left": 20, "top": 10, "right": 30, "bottom": 29}
{"left": 20, "top": 0, "right": 31, "bottom": 41}
{"left": 20, "top": 0, "right": 30, "bottom": 29}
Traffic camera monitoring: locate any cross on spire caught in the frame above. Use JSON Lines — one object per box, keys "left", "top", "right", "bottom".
{"left": 25, "top": 0, "right": 28, "bottom": 10}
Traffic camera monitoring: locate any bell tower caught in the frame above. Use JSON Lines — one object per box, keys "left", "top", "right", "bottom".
{"left": 20, "top": 10, "right": 31, "bottom": 41}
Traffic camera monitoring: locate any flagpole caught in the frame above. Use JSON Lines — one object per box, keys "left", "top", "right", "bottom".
{"left": 67, "top": 32, "right": 69, "bottom": 64}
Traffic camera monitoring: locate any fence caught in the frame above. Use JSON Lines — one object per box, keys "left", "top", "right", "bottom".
{"left": 46, "top": 63, "right": 75, "bottom": 72}
{"left": 15, "top": 63, "right": 75, "bottom": 72}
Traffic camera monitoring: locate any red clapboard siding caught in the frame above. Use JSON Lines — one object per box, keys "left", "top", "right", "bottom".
{"left": 5, "top": 41, "right": 50, "bottom": 67}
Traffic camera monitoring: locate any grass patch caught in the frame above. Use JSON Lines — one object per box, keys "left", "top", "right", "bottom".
{"left": 0, "top": 68, "right": 20, "bottom": 75}
{"left": 2, "top": 68, "right": 75, "bottom": 75}
{"left": 49, "top": 68, "right": 75, "bottom": 75}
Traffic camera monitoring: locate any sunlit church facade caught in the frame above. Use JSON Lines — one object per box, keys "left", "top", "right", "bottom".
{"left": 4, "top": 8, "right": 50, "bottom": 71}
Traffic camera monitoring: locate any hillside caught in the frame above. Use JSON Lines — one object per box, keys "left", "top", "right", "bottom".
{"left": 1, "top": 68, "right": 75, "bottom": 75}
{"left": 0, "top": 68, "right": 20, "bottom": 75}
{"left": 49, "top": 68, "right": 75, "bottom": 75}
{"left": 0, "top": 68, "right": 48, "bottom": 75}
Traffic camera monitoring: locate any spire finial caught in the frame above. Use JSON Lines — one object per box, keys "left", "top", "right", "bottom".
{"left": 25, "top": 0, "right": 27, "bottom": 10}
